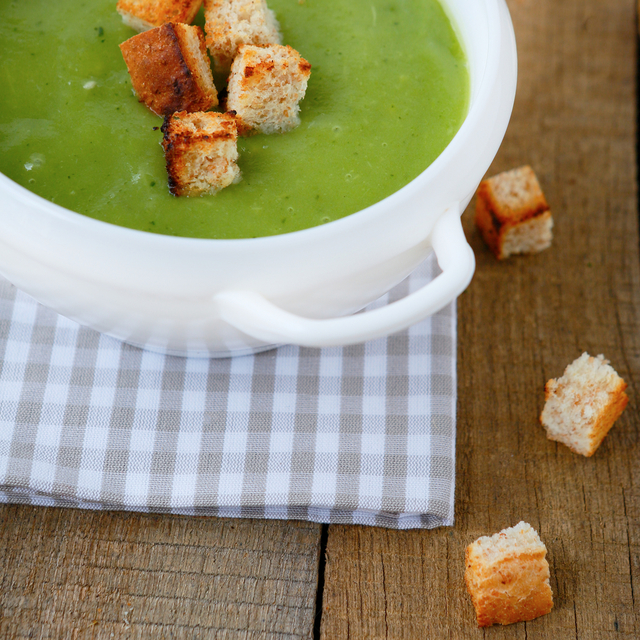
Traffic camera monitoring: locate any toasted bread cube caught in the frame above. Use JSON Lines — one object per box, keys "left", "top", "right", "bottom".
{"left": 204, "top": 0, "right": 281, "bottom": 74}
{"left": 540, "top": 353, "right": 628, "bottom": 456}
{"left": 227, "top": 44, "right": 311, "bottom": 135}
{"left": 120, "top": 23, "right": 218, "bottom": 117}
{"left": 475, "top": 165, "right": 553, "bottom": 260}
{"left": 117, "top": 0, "right": 202, "bottom": 32}
{"left": 465, "top": 522, "right": 554, "bottom": 628}
{"left": 161, "top": 111, "right": 241, "bottom": 196}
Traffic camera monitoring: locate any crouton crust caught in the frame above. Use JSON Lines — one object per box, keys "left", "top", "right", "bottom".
{"left": 119, "top": 22, "right": 218, "bottom": 116}
{"left": 464, "top": 522, "right": 554, "bottom": 627}
{"left": 203, "top": 0, "right": 281, "bottom": 74}
{"left": 540, "top": 353, "right": 629, "bottom": 456}
{"left": 475, "top": 165, "right": 553, "bottom": 259}
{"left": 117, "top": 0, "right": 202, "bottom": 32}
{"left": 227, "top": 44, "right": 311, "bottom": 135}
{"left": 161, "top": 111, "right": 241, "bottom": 196}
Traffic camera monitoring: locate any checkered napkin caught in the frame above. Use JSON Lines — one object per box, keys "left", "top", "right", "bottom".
{"left": 0, "top": 255, "right": 456, "bottom": 529}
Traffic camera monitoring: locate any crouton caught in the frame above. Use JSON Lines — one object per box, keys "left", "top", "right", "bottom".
{"left": 465, "top": 522, "right": 554, "bottom": 627}
{"left": 226, "top": 44, "right": 311, "bottom": 135}
{"left": 203, "top": 0, "right": 281, "bottom": 74}
{"left": 475, "top": 165, "right": 553, "bottom": 260}
{"left": 161, "top": 111, "right": 241, "bottom": 196}
{"left": 540, "top": 353, "right": 628, "bottom": 456}
{"left": 116, "top": 0, "right": 202, "bottom": 32}
{"left": 119, "top": 22, "right": 218, "bottom": 117}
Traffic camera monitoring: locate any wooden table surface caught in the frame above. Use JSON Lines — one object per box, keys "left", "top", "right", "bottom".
{"left": 2, "top": 0, "right": 639, "bottom": 637}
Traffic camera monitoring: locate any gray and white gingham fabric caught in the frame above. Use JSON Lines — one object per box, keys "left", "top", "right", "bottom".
{"left": 0, "top": 255, "right": 456, "bottom": 529}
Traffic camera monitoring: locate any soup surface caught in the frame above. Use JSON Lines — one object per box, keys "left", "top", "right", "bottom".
{"left": 0, "top": 0, "right": 468, "bottom": 239}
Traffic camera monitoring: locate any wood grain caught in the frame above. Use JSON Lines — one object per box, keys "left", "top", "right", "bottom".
{"left": 2, "top": 1, "right": 640, "bottom": 638}
{"left": 319, "top": 0, "right": 640, "bottom": 637}
{"left": 0, "top": 507, "right": 321, "bottom": 639}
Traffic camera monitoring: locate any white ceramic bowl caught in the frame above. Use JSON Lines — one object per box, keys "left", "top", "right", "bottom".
{"left": 0, "top": 0, "right": 517, "bottom": 358}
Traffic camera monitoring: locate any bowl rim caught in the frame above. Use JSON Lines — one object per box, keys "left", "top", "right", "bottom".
{"left": 0, "top": 0, "right": 506, "bottom": 250}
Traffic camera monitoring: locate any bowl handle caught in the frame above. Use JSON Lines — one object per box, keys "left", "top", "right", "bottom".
{"left": 215, "top": 204, "right": 475, "bottom": 348}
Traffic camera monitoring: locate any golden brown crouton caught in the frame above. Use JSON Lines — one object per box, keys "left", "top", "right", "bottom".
{"left": 117, "top": 0, "right": 202, "bottom": 32}
{"left": 203, "top": 0, "right": 281, "bottom": 74}
{"left": 161, "top": 111, "right": 241, "bottom": 196}
{"left": 540, "top": 353, "right": 628, "bottom": 456}
{"left": 465, "top": 522, "right": 553, "bottom": 627}
{"left": 226, "top": 44, "right": 311, "bottom": 135}
{"left": 475, "top": 165, "right": 553, "bottom": 260}
{"left": 120, "top": 22, "right": 218, "bottom": 117}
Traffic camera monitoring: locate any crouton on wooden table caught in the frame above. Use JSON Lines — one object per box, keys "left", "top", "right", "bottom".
{"left": 204, "top": 0, "right": 281, "bottom": 74}
{"left": 227, "top": 44, "right": 311, "bottom": 135}
{"left": 540, "top": 353, "right": 629, "bottom": 456}
{"left": 120, "top": 22, "right": 218, "bottom": 117}
{"left": 161, "top": 111, "right": 241, "bottom": 197}
{"left": 117, "top": 0, "right": 202, "bottom": 32}
{"left": 465, "top": 522, "right": 554, "bottom": 627}
{"left": 475, "top": 165, "right": 553, "bottom": 259}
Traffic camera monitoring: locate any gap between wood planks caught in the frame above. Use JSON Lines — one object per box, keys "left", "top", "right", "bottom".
{"left": 313, "top": 523, "right": 330, "bottom": 640}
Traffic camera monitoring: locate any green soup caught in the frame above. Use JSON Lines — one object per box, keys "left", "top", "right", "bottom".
{"left": 0, "top": 0, "right": 468, "bottom": 239}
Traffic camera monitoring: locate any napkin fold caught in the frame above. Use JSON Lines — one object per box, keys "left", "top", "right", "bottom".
{"left": 0, "top": 255, "right": 456, "bottom": 529}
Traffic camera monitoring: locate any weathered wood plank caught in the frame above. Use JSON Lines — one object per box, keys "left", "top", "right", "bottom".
{"left": 320, "top": 0, "right": 640, "bottom": 637}
{"left": 2, "top": 1, "right": 640, "bottom": 638}
{"left": 0, "top": 507, "right": 321, "bottom": 639}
